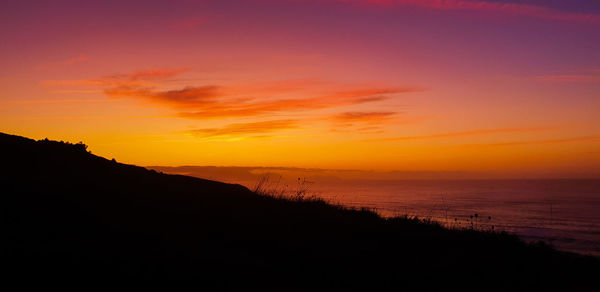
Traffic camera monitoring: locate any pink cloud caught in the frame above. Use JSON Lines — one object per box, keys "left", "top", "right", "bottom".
{"left": 536, "top": 74, "right": 600, "bottom": 83}
{"left": 333, "top": 0, "right": 600, "bottom": 23}
{"left": 64, "top": 54, "right": 88, "bottom": 65}
{"left": 34, "top": 54, "right": 89, "bottom": 71}
{"left": 106, "top": 68, "right": 189, "bottom": 81}
{"left": 170, "top": 17, "right": 206, "bottom": 30}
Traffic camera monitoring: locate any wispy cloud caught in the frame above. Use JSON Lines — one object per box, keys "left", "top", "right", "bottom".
{"left": 364, "top": 127, "right": 552, "bottom": 142}
{"left": 536, "top": 73, "right": 600, "bottom": 83}
{"left": 41, "top": 79, "right": 110, "bottom": 87}
{"left": 46, "top": 68, "right": 415, "bottom": 120}
{"left": 170, "top": 17, "right": 206, "bottom": 30}
{"left": 461, "top": 135, "right": 600, "bottom": 147}
{"left": 27, "top": 114, "right": 164, "bottom": 121}
{"left": 64, "top": 54, "right": 88, "bottom": 65}
{"left": 35, "top": 54, "right": 90, "bottom": 71}
{"left": 189, "top": 119, "right": 298, "bottom": 138}
{"left": 4, "top": 98, "right": 112, "bottom": 104}
{"left": 43, "top": 68, "right": 417, "bottom": 137}
{"left": 107, "top": 68, "right": 189, "bottom": 81}
{"left": 177, "top": 88, "right": 408, "bottom": 119}
{"left": 329, "top": 111, "right": 398, "bottom": 133}
{"left": 333, "top": 111, "right": 397, "bottom": 123}
{"left": 103, "top": 84, "right": 408, "bottom": 119}
{"left": 40, "top": 68, "right": 188, "bottom": 88}
{"left": 534, "top": 67, "right": 600, "bottom": 83}
{"left": 334, "top": 0, "right": 600, "bottom": 23}
{"left": 105, "top": 86, "right": 220, "bottom": 108}
{"left": 331, "top": 125, "right": 386, "bottom": 134}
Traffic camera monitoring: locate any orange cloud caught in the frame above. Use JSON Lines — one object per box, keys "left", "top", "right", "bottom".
{"left": 329, "top": 111, "right": 397, "bottom": 133}
{"left": 178, "top": 89, "right": 404, "bottom": 119}
{"left": 331, "top": 126, "right": 386, "bottom": 134}
{"left": 5, "top": 98, "right": 111, "bottom": 104}
{"left": 105, "top": 86, "right": 221, "bottom": 108}
{"left": 44, "top": 68, "right": 415, "bottom": 138}
{"left": 190, "top": 119, "right": 298, "bottom": 138}
{"left": 96, "top": 69, "right": 414, "bottom": 119}
{"left": 40, "top": 79, "right": 109, "bottom": 87}
{"left": 334, "top": 111, "right": 397, "bottom": 123}
{"left": 364, "top": 127, "right": 552, "bottom": 142}
{"left": 334, "top": 0, "right": 600, "bottom": 23}
{"left": 106, "top": 84, "right": 404, "bottom": 118}
{"left": 464, "top": 135, "right": 600, "bottom": 147}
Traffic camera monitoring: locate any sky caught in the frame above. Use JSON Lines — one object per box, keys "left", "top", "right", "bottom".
{"left": 1, "top": 0, "right": 599, "bottom": 178}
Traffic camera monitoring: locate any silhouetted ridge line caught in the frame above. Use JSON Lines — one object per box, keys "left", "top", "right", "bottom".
{"left": 0, "top": 132, "right": 598, "bottom": 290}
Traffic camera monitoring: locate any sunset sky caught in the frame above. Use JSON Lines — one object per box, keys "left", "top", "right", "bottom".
{"left": 1, "top": 0, "right": 599, "bottom": 178}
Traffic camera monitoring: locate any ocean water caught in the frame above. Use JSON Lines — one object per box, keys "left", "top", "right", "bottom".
{"left": 241, "top": 178, "right": 600, "bottom": 257}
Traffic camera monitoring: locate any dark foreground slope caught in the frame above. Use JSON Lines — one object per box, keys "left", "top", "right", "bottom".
{"left": 1, "top": 132, "right": 598, "bottom": 290}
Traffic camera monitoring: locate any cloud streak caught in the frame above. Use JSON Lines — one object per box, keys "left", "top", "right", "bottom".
{"left": 177, "top": 89, "right": 408, "bottom": 119}
{"left": 104, "top": 84, "right": 409, "bottom": 119}
{"left": 334, "top": 0, "right": 600, "bottom": 23}
{"left": 64, "top": 54, "right": 88, "bottom": 65}
{"left": 329, "top": 111, "right": 398, "bottom": 133}
{"left": 334, "top": 111, "right": 397, "bottom": 123}
{"left": 69, "top": 68, "right": 417, "bottom": 119}
{"left": 107, "top": 68, "right": 189, "bottom": 81}
{"left": 105, "top": 86, "right": 221, "bottom": 108}
{"left": 190, "top": 119, "right": 298, "bottom": 138}
{"left": 43, "top": 68, "right": 418, "bottom": 137}
{"left": 364, "top": 127, "right": 552, "bottom": 142}
{"left": 170, "top": 17, "right": 206, "bottom": 30}
{"left": 536, "top": 74, "right": 600, "bottom": 83}
{"left": 35, "top": 54, "right": 89, "bottom": 71}
{"left": 463, "top": 135, "right": 600, "bottom": 147}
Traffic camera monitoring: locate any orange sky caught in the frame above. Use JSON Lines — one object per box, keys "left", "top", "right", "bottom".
{"left": 1, "top": 0, "right": 599, "bottom": 178}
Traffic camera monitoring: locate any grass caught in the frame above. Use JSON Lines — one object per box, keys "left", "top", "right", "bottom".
{"left": 252, "top": 173, "right": 501, "bottom": 233}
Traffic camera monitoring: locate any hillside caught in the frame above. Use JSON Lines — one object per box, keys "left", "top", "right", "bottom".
{"left": 1, "top": 132, "right": 598, "bottom": 290}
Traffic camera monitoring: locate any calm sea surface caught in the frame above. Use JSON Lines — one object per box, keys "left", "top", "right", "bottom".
{"left": 238, "top": 179, "right": 600, "bottom": 256}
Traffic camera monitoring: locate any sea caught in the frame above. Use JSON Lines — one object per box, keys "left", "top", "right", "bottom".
{"left": 240, "top": 178, "right": 600, "bottom": 257}
{"left": 150, "top": 166, "right": 600, "bottom": 257}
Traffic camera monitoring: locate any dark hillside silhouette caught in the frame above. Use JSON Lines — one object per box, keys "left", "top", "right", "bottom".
{"left": 1, "top": 132, "right": 598, "bottom": 290}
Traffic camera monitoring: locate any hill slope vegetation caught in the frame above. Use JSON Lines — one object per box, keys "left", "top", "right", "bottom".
{"left": 1, "top": 132, "right": 598, "bottom": 290}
